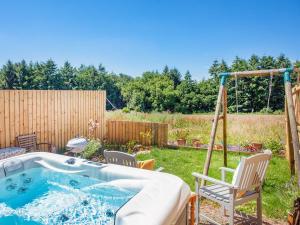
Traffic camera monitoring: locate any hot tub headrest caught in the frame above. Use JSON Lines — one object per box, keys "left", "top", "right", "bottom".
{"left": 3, "top": 159, "right": 24, "bottom": 176}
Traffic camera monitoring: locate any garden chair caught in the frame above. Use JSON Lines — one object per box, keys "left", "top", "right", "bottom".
{"left": 16, "top": 133, "right": 56, "bottom": 153}
{"left": 103, "top": 150, "right": 164, "bottom": 171}
{"left": 192, "top": 150, "right": 272, "bottom": 225}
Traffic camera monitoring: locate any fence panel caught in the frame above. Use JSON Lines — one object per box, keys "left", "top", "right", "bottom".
{"left": 0, "top": 90, "right": 106, "bottom": 149}
{"left": 106, "top": 120, "right": 168, "bottom": 146}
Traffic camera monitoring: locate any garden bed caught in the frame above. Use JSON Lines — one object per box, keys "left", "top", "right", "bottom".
{"left": 167, "top": 141, "right": 264, "bottom": 154}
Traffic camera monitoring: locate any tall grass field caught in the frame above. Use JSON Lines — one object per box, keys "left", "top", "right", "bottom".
{"left": 107, "top": 110, "right": 285, "bottom": 151}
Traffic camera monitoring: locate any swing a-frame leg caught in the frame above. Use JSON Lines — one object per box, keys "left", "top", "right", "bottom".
{"left": 202, "top": 74, "right": 228, "bottom": 185}
{"left": 284, "top": 71, "right": 300, "bottom": 186}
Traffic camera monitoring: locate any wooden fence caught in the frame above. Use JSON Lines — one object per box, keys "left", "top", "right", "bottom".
{"left": 106, "top": 120, "right": 168, "bottom": 146}
{"left": 0, "top": 90, "right": 106, "bottom": 149}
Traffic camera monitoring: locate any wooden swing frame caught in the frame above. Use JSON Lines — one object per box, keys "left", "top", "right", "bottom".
{"left": 202, "top": 67, "right": 300, "bottom": 187}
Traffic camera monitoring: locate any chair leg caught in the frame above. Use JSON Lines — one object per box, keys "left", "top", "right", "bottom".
{"left": 257, "top": 192, "right": 262, "bottom": 225}
{"left": 222, "top": 206, "right": 227, "bottom": 216}
{"left": 195, "top": 179, "right": 200, "bottom": 225}
{"left": 228, "top": 194, "right": 235, "bottom": 225}
{"left": 228, "top": 205, "right": 234, "bottom": 225}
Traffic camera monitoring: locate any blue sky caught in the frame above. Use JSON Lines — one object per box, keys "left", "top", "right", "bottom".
{"left": 0, "top": 0, "right": 299, "bottom": 79}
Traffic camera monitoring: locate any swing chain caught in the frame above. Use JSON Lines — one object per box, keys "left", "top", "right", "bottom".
{"left": 235, "top": 74, "right": 239, "bottom": 114}
{"left": 267, "top": 72, "right": 273, "bottom": 111}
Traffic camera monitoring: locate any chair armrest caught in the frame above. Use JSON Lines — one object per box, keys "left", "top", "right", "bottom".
{"left": 37, "top": 142, "right": 51, "bottom": 146}
{"left": 155, "top": 167, "right": 164, "bottom": 172}
{"left": 37, "top": 143, "right": 56, "bottom": 152}
{"left": 192, "top": 172, "right": 235, "bottom": 189}
{"left": 219, "top": 167, "right": 235, "bottom": 181}
{"left": 219, "top": 167, "right": 235, "bottom": 173}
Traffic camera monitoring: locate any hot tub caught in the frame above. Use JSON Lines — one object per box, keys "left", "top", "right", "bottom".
{"left": 0, "top": 152, "right": 190, "bottom": 225}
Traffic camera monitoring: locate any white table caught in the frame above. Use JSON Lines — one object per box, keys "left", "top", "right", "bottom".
{"left": 66, "top": 138, "right": 88, "bottom": 156}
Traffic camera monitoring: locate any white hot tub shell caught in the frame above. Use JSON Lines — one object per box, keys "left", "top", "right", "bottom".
{"left": 0, "top": 152, "right": 191, "bottom": 225}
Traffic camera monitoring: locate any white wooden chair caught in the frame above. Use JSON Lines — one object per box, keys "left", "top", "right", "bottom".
{"left": 192, "top": 150, "right": 272, "bottom": 225}
{"left": 104, "top": 150, "right": 137, "bottom": 167}
{"left": 103, "top": 150, "right": 164, "bottom": 171}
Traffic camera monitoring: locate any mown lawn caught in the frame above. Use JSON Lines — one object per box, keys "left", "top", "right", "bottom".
{"left": 136, "top": 147, "right": 298, "bottom": 220}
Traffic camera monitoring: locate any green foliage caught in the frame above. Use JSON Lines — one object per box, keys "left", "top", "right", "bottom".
{"left": 264, "top": 138, "right": 283, "bottom": 154}
{"left": 260, "top": 107, "right": 273, "bottom": 114}
{"left": 273, "top": 109, "right": 283, "bottom": 115}
{"left": 0, "top": 54, "right": 296, "bottom": 113}
{"left": 126, "top": 140, "right": 137, "bottom": 154}
{"left": 2, "top": 60, "right": 19, "bottom": 89}
{"left": 82, "top": 140, "right": 101, "bottom": 160}
{"left": 172, "top": 128, "right": 190, "bottom": 140}
{"left": 122, "top": 107, "right": 130, "bottom": 113}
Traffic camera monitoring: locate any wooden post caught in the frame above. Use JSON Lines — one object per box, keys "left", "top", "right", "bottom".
{"left": 285, "top": 98, "right": 295, "bottom": 175}
{"left": 202, "top": 81, "right": 225, "bottom": 184}
{"left": 284, "top": 71, "right": 300, "bottom": 186}
{"left": 223, "top": 88, "right": 228, "bottom": 167}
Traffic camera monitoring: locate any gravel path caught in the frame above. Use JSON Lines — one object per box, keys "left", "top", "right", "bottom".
{"left": 198, "top": 202, "right": 286, "bottom": 225}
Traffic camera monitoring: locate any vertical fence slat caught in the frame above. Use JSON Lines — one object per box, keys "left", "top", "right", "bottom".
{"left": 4, "top": 91, "right": 10, "bottom": 147}
{"left": 102, "top": 92, "right": 105, "bottom": 139}
{"left": 32, "top": 91, "right": 39, "bottom": 133}
{"left": 36, "top": 90, "right": 41, "bottom": 144}
{"left": 19, "top": 91, "right": 24, "bottom": 141}
{"left": 0, "top": 91, "right": 5, "bottom": 148}
{"left": 14, "top": 91, "right": 20, "bottom": 146}
{"left": 40, "top": 91, "right": 45, "bottom": 145}
{"left": 9, "top": 91, "right": 15, "bottom": 146}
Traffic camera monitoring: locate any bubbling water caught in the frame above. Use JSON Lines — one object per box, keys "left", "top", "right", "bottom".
{"left": 0, "top": 167, "right": 137, "bottom": 225}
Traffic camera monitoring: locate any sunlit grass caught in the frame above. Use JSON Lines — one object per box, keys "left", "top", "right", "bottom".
{"left": 107, "top": 110, "right": 285, "bottom": 147}
{"left": 137, "top": 147, "right": 296, "bottom": 220}
{"left": 108, "top": 110, "right": 290, "bottom": 219}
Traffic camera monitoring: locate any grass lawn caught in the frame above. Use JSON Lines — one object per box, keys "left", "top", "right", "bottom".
{"left": 136, "top": 147, "right": 298, "bottom": 221}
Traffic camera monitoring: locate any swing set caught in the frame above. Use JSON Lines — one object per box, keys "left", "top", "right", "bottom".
{"left": 203, "top": 67, "right": 300, "bottom": 187}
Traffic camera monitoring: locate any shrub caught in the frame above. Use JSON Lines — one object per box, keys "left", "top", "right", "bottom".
{"left": 273, "top": 109, "right": 283, "bottom": 115}
{"left": 126, "top": 140, "right": 137, "bottom": 154}
{"left": 82, "top": 140, "right": 101, "bottom": 160}
{"left": 173, "top": 128, "right": 190, "bottom": 140}
{"left": 264, "top": 138, "right": 283, "bottom": 154}
{"left": 260, "top": 107, "right": 273, "bottom": 114}
{"left": 122, "top": 107, "right": 130, "bottom": 113}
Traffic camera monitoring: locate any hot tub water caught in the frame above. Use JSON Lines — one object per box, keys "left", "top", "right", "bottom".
{"left": 0, "top": 167, "right": 137, "bottom": 225}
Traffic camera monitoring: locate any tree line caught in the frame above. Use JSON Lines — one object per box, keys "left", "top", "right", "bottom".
{"left": 0, "top": 54, "right": 299, "bottom": 113}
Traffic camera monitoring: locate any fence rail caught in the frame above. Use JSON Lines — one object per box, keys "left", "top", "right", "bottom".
{"left": 106, "top": 120, "right": 168, "bottom": 146}
{"left": 0, "top": 90, "right": 106, "bottom": 149}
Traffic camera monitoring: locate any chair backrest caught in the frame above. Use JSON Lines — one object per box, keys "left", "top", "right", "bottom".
{"left": 232, "top": 150, "right": 272, "bottom": 192}
{"left": 16, "top": 133, "right": 37, "bottom": 152}
{"left": 103, "top": 150, "right": 137, "bottom": 167}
